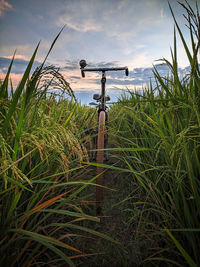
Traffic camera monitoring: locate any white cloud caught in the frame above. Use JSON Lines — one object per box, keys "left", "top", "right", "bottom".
{"left": 58, "top": 17, "right": 102, "bottom": 32}
{"left": 57, "top": 0, "right": 170, "bottom": 37}
{"left": 126, "top": 52, "right": 154, "bottom": 68}
{"left": 54, "top": 0, "right": 176, "bottom": 68}
{"left": 57, "top": 1, "right": 103, "bottom": 32}
{"left": 0, "top": 44, "right": 34, "bottom": 57}
{"left": 0, "top": 0, "right": 191, "bottom": 76}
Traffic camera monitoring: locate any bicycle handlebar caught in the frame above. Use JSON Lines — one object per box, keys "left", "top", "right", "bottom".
{"left": 79, "top": 60, "right": 129, "bottom": 78}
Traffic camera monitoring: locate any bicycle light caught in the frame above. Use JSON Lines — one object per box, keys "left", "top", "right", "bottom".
{"left": 79, "top": 59, "right": 87, "bottom": 68}
{"left": 79, "top": 60, "right": 86, "bottom": 77}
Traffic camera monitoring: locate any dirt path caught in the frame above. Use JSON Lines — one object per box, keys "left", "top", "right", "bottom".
{"left": 75, "top": 160, "right": 142, "bottom": 266}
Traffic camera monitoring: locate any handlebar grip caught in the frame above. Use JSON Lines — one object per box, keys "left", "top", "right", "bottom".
{"left": 125, "top": 68, "right": 129, "bottom": 76}
{"left": 81, "top": 70, "right": 85, "bottom": 78}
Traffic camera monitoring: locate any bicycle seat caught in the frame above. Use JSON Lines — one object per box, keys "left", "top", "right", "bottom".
{"left": 93, "top": 94, "right": 110, "bottom": 101}
{"left": 93, "top": 94, "right": 101, "bottom": 100}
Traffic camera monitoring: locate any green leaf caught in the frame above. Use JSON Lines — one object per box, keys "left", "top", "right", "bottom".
{"left": 6, "top": 176, "right": 33, "bottom": 192}
{"left": 165, "top": 228, "right": 197, "bottom": 267}
{"left": 42, "top": 209, "right": 99, "bottom": 222}
{"left": 5, "top": 191, "right": 22, "bottom": 224}
{"left": 168, "top": 3, "right": 193, "bottom": 65}
{"left": 2, "top": 43, "right": 40, "bottom": 134}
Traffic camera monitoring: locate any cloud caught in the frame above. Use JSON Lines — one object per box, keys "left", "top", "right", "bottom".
{"left": 61, "top": 60, "right": 79, "bottom": 71}
{"left": 0, "top": 55, "right": 191, "bottom": 93}
{"left": 0, "top": 44, "right": 39, "bottom": 61}
{"left": 0, "top": 0, "right": 188, "bottom": 73}
{"left": 106, "top": 78, "right": 139, "bottom": 85}
{"left": 0, "top": 57, "right": 41, "bottom": 74}
{"left": 57, "top": 0, "right": 172, "bottom": 37}
{"left": 60, "top": 59, "right": 152, "bottom": 90}
{"left": 0, "top": 73, "right": 23, "bottom": 87}
{"left": 57, "top": 1, "right": 103, "bottom": 32}
{"left": 94, "top": 61, "right": 120, "bottom": 68}
{"left": 55, "top": 0, "right": 190, "bottom": 69}
{"left": 5, "top": 54, "right": 29, "bottom": 60}
{"left": 59, "top": 60, "right": 174, "bottom": 90}
{"left": 0, "top": 0, "right": 12, "bottom": 16}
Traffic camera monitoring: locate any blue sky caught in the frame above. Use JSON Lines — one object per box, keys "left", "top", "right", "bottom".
{"left": 0, "top": 0, "right": 196, "bottom": 97}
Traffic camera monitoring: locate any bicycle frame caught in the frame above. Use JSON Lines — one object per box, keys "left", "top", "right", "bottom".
{"left": 80, "top": 60, "right": 129, "bottom": 214}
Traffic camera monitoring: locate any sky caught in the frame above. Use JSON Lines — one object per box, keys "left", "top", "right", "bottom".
{"left": 0, "top": 0, "right": 197, "bottom": 103}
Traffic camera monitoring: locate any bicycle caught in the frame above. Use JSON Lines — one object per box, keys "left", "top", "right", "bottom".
{"left": 79, "top": 60, "right": 129, "bottom": 214}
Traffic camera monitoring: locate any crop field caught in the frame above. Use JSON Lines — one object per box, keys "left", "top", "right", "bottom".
{"left": 0, "top": 2, "right": 200, "bottom": 267}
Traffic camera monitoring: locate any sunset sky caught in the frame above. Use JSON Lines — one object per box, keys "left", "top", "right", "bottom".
{"left": 0, "top": 0, "right": 196, "bottom": 102}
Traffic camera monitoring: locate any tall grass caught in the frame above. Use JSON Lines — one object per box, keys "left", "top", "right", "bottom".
{"left": 107, "top": 1, "right": 200, "bottom": 265}
{"left": 0, "top": 32, "right": 116, "bottom": 266}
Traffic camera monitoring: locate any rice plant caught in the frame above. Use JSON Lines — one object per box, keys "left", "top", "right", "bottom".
{"left": 107, "top": 1, "right": 200, "bottom": 265}
{"left": 0, "top": 31, "right": 116, "bottom": 266}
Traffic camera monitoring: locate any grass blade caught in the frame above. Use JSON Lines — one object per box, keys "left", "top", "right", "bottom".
{"left": 2, "top": 43, "right": 40, "bottom": 134}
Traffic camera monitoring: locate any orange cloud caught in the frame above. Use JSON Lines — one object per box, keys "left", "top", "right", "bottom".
{"left": 61, "top": 69, "right": 100, "bottom": 91}
{"left": 0, "top": 73, "right": 22, "bottom": 87}
{"left": 1, "top": 68, "right": 132, "bottom": 93}
{"left": 4, "top": 54, "right": 29, "bottom": 61}
{"left": 0, "top": 0, "right": 12, "bottom": 16}
{"left": 0, "top": 69, "right": 99, "bottom": 92}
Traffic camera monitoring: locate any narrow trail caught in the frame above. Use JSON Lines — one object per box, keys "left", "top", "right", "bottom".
{"left": 76, "top": 157, "right": 142, "bottom": 266}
